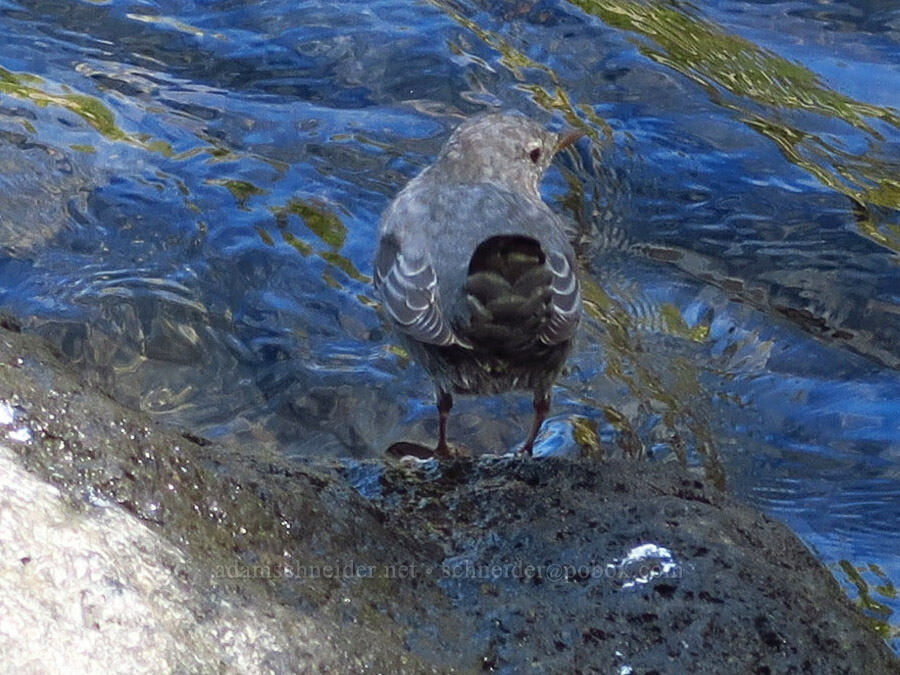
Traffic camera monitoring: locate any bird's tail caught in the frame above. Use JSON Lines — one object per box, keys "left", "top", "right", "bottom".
{"left": 463, "top": 235, "right": 552, "bottom": 355}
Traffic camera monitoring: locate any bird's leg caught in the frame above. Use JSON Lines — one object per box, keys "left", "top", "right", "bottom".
{"left": 519, "top": 391, "right": 550, "bottom": 456}
{"left": 434, "top": 389, "right": 453, "bottom": 457}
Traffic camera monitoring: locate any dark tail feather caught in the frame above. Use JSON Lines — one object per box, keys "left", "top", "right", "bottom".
{"left": 464, "top": 235, "right": 552, "bottom": 353}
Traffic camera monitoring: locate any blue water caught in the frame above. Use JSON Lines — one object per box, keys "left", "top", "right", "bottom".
{"left": 0, "top": 0, "right": 898, "bottom": 650}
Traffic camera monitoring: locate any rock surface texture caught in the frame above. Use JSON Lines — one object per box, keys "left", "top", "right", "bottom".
{"left": 0, "top": 323, "right": 896, "bottom": 674}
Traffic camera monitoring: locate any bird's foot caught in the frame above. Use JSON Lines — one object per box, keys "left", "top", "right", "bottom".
{"left": 386, "top": 441, "right": 469, "bottom": 460}
{"left": 386, "top": 441, "right": 435, "bottom": 460}
{"left": 434, "top": 439, "right": 456, "bottom": 458}
{"left": 515, "top": 443, "right": 535, "bottom": 457}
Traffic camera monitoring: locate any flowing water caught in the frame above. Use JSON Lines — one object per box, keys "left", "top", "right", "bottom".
{"left": 0, "top": 0, "right": 898, "bottom": 650}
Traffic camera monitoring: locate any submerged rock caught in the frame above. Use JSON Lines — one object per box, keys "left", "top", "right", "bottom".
{"left": 0, "top": 136, "right": 99, "bottom": 256}
{"left": 0, "top": 323, "right": 896, "bottom": 673}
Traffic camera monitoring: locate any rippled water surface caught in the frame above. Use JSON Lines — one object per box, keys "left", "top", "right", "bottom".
{"left": 1, "top": 0, "right": 898, "bottom": 649}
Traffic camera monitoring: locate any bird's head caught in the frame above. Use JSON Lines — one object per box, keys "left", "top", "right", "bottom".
{"left": 433, "top": 112, "right": 583, "bottom": 197}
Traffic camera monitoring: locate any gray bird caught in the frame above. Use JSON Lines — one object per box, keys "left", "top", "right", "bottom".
{"left": 374, "top": 112, "right": 583, "bottom": 457}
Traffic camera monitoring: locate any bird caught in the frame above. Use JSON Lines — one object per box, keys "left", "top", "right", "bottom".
{"left": 374, "top": 112, "right": 583, "bottom": 457}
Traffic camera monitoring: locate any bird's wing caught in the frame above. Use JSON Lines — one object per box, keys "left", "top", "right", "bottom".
{"left": 374, "top": 235, "right": 470, "bottom": 348}
{"left": 539, "top": 250, "right": 581, "bottom": 346}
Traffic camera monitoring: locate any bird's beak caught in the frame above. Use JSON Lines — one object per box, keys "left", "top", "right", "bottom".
{"left": 554, "top": 128, "right": 585, "bottom": 154}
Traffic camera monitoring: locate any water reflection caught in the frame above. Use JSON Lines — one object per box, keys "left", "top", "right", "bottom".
{"left": 0, "top": 0, "right": 898, "bottom": 651}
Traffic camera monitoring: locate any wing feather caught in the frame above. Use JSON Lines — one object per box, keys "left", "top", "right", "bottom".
{"left": 374, "top": 238, "right": 469, "bottom": 348}
{"left": 538, "top": 250, "right": 581, "bottom": 346}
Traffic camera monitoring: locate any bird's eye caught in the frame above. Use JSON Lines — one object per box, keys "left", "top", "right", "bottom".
{"left": 528, "top": 147, "right": 542, "bottom": 164}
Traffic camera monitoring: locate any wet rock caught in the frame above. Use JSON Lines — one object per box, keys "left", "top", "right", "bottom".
{"left": 0, "top": 324, "right": 896, "bottom": 673}
{"left": 373, "top": 457, "right": 900, "bottom": 673}
{"left": 0, "top": 327, "right": 447, "bottom": 674}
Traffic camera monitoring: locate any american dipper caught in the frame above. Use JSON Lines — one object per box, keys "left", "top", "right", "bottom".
{"left": 374, "top": 112, "right": 583, "bottom": 457}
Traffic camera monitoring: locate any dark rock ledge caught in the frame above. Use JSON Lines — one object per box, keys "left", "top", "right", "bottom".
{"left": 0, "top": 323, "right": 896, "bottom": 674}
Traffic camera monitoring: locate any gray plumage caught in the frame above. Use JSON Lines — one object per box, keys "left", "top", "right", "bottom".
{"left": 374, "top": 112, "right": 583, "bottom": 456}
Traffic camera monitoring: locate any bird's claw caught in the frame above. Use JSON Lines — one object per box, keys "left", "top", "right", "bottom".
{"left": 386, "top": 441, "right": 469, "bottom": 460}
